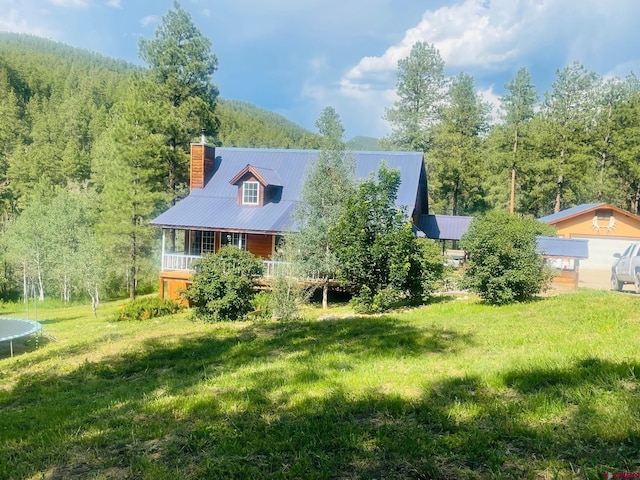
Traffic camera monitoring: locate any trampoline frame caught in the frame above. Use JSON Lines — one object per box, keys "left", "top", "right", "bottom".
{"left": 0, "top": 319, "right": 42, "bottom": 357}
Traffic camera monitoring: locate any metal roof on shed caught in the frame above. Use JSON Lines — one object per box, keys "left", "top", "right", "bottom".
{"left": 536, "top": 236, "right": 589, "bottom": 259}
{"left": 151, "top": 147, "right": 425, "bottom": 233}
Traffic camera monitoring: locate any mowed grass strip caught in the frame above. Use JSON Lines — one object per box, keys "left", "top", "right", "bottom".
{"left": 1, "top": 290, "right": 639, "bottom": 479}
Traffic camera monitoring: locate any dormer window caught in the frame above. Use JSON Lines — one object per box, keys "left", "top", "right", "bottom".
{"left": 230, "top": 164, "right": 282, "bottom": 207}
{"left": 243, "top": 181, "right": 259, "bottom": 205}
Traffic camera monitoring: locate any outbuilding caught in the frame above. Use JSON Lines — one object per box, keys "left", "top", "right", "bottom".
{"left": 539, "top": 203, "right": 640, "bottom": 288}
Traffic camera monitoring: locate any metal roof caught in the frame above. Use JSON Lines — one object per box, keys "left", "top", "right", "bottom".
{"left": 538, "top": 203, "right": 605, "bottom": 224}
{"left": 151, "top": 147, "right": 425, "bottom": 233}
{"left": 536, "top": 236, "right": 589, "bottom": 259}
{"left": 418, "top": 214, "right": 473, "bottom": 240}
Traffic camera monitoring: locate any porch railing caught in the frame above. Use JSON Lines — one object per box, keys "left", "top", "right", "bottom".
{"left": 162, "top": 253, "right": 201, "bottom": 271}
{"left": 162, "top": 255, "right": 329, "bottom": 281}
{"left": 162, "top": 254, "right": 286, "bottom": 277}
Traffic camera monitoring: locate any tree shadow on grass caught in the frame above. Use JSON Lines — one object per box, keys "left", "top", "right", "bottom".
{"left": 3, "top": 316, "right": 637, "bottom": 479}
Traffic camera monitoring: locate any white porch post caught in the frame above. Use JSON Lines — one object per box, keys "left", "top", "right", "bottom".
{"left": 161, "top": 229, "right": 166, "bottom": 270}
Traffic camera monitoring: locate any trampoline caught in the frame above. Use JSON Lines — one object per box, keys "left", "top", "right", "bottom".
{"left": 0, "top": 319, "right": 42, "bottom": 357}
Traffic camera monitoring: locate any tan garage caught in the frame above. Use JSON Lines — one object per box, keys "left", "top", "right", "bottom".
{"left": 540, "top": 203, "right": 640, "bottom": 289}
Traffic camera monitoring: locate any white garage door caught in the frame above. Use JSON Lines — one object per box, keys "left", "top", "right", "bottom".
{"left": 572, "top": 237, "right": 637, "bottom": 272}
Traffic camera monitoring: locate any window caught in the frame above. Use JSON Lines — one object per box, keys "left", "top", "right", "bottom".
{"left": 596, "top": 210, "right": 611, "bottom": 220}
{"left": 242, "top": 181, "right": 259, "bottom": 205}
{"left": 221, "top": 232, "right": 247, "bottom": 250}
{"left": 189, "top": 231, "right": 216, "bottom": 255}
{"left": 201, "top": 231, "right": 215, "bottom": 253}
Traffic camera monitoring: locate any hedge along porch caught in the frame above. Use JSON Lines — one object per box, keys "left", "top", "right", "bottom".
{"left": 151, "top": 142, "right": 428, "bottom": 301}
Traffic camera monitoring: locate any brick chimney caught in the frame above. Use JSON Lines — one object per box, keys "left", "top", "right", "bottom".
{"left": 190, "top": 132, "right": 215, "bottom": 190}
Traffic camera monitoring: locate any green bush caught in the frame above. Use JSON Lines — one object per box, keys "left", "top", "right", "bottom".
{"left": 251, "top": 291, "right": 273, "bottom": 319}
{"left": 183, "top": 246, "right": 263, "bottom": 322}
{"left": 460, "top": 211, "right": 555, "bottom": 305}
{"left": 114, "top": 297, "right": 183, "bottom": 321}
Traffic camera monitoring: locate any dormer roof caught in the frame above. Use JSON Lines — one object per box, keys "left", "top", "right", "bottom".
{"left": 229, "top": 164, "right": 283, "bottom": 187}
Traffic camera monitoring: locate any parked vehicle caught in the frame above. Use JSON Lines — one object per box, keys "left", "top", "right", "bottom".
{"left": 611, "top": 242, "right": 640, "bottom": 292}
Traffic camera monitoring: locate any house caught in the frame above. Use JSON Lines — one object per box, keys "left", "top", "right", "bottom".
{"left": 539, "top": 203, "right": 640, "bottom": 288}
{"left": 150, "top": 141, "right": 428, "bottom": 300}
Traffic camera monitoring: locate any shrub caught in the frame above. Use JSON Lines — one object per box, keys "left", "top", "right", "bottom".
{"left": 351, "top": 285, "right": 403, "bottom": 314}
{"left": 182, "top": 246, "right": 263, "bottom": 322}
{"left": 460, "top": 211, "right": 555, "bottom": 305}
{"left": 251, "top": 291, "right": 273, "bottom": 319}
{"left": 114, "top": 297, "right": 183, "bottom": 321}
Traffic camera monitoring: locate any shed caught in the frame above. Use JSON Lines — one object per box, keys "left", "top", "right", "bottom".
{"left": 536, "top": 236, "right": 589, "bottom": 290}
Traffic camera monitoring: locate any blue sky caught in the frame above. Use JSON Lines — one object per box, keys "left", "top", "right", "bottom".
{"left": 1, "top": 0, "right": 639, "bottom": 140}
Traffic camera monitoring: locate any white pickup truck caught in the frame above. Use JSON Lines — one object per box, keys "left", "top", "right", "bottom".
{"left": 611, "top": 242, "right": 640, "bottom": 292}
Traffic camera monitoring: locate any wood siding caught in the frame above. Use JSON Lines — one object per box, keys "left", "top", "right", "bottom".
{"left": 553, "top": 210, "right": 640, "bottom": 239}
{"left": 190, "top": 144, "right": 216, "bottom": 190}
{"left": 159, "top": 271, "right": 192, "bottom": 305}
{"left": 247, "top": 234, "right": 274, "bottom": 259}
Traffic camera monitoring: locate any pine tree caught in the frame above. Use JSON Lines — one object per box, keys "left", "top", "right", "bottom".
{"left": 92, "top": 84, "right": 166, "bottom": 299}
{"left": 138, "top": 0, "right": 219, "bottom": 208}
{"left": 383, "top": 42, "right": 446, "bottom": 152}
{"left": 429, "top": 73, "right": 490, "bottom": 215}
{"left": 292, "top": 107, "right": 354, "bottom": 309}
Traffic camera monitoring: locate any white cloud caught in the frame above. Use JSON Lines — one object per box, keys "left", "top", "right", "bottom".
{"left": 478, "top": 86, "right": 501, "bottom": 125}
{"left": 309, "top": 0, "right": 640, "bottom": 138}
{"left": 105, "top": 0, "right": 121, "bottom": 8}
{"left": 0, "top": 8, "right": 59, "bottom": 37}
{"left": 140, "top": 15, "right": 158, "bottom": 28}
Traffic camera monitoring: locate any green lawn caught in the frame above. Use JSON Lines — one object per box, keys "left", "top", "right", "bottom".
{"left": 1, "top": 290, "right": 639, "bottom": 479}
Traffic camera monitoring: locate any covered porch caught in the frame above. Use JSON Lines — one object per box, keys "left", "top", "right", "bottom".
{"left": 159, "top": 228, "right": 283, "bottom": 300}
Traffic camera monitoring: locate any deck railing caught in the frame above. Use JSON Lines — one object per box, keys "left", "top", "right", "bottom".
{"left": 162, "top": 254, "right": 287, "bottom": 277}
{"left": 162, "top": 253, "right": 201, "bottom": 271}
{"left": 161, "top": 255, "right": 332, "bottom": 282}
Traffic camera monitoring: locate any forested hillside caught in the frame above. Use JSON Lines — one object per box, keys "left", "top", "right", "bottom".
{"left": 0, "top": 20, "right": 321, "bottom": 303}
{"left": 2, "top": 4, "right": 640, "bottom": 305}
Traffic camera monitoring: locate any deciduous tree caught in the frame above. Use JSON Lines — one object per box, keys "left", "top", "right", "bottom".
{"left": 461, "top": 211, "right": 555, "bottom": 305}
{"left": 329, "top": 163, "right": 439, "bottom": 312}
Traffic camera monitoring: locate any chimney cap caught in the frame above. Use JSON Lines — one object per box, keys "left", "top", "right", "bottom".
{"left": 200, "top": 128, "right": 206, "bottom": 144}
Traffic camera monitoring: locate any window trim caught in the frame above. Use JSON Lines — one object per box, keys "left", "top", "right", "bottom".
{"left": 242, "top": 181, "right": 260, "bottom": 205}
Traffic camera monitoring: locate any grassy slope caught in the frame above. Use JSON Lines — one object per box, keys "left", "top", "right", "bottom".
{"left": 0, "top": 291, "right": 639, "bottom": 479}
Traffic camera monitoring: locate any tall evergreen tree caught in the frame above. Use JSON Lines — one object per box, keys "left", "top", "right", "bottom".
{"left": 383, "top": 42, "right": 446, "bottom": 152}
{"left": 292, "top": 107, "right": 354, "bottom": 309}
{"left": 540, "top": 62, "right": 599, "bottom": 213}
{"left": 138, "top": 0, "right": 219, "bottom": 209}
{"left": 610, "top": 84, "right": 640, "bottom": 213}
{"left": 92, "top": 84, "right": 166, "bottom": 299}
{"left": 500, "top": 67, "right": 538, "bottom": 213}
{"left": 592, "top": 78, "right": 629, "bottom": 204}
{"left": 429, "top": 73, "right": 489, "bottom": 215}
